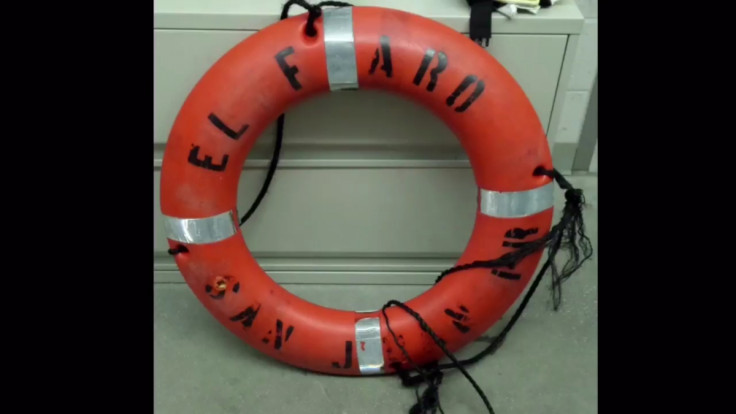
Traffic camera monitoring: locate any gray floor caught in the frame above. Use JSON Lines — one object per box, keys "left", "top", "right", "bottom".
{"left": 154, "top": 175, "right": 598, "bottom": 414}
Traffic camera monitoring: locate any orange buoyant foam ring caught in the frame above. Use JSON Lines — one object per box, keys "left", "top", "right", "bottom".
{"left": 160, "top": 6, "right": 555, "bottom": 376}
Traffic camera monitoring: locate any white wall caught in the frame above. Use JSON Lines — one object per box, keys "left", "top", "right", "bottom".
{"left": 557, "top": 0, "right": 597, "bottom": 172}
{"left": 589, "top": 141, "right": 598, "bottom": 173}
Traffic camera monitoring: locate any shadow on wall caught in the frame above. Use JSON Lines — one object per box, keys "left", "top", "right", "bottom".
{"left": 573, "top": 75, "right": 598, "bottom": 172}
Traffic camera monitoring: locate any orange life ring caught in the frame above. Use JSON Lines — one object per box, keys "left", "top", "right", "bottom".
{"left": 160, "top": 6, "right": 555, "bottom": 376}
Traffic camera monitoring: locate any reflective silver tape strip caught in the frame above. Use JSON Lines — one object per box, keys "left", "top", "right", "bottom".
{"left": 355, "top": 317, "right": 384, "bottom": 375}
{"left": 323, "top": 7, "right": 359, "bottom": 91}
{"left": 162, "top": 211, "right": 238, "bottom": 244}
{"left": 480, "top": 182, "right": 555, "bottom": 218}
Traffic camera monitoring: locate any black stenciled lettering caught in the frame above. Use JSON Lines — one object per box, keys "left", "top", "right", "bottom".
{"left": 452, "top": 320, "right": 471, "bottom": 333}
{"left": 208, "top": 113, "right": 249, "bottom": 140}
{"left": 205, "top": 279, "right": 239, "bottom": 299}
{"left": 331, "top": 341, "right": 353, "bottom": 369}
{"left": 188, "top": 146, "right": 229, "bottom": 172}
{"left": 413, "top": 49, "right": 448, "bottom": 92}
{"left": 272, "top": 319, "right": 295, "bottom": 350}
{"left": 446, "top": 75, "right": 486, "bottom": 112}
{"left": 491, "top": 269, "right": 522, "bottom": 280}
{"left": 275, "top": 46, "right": 302, "bottom": 91}
{"left": 208, "top": 290, "right": 225, "bottom": 300}
{"left": 369, "top": 36, "right": 393, "bottom": 77}
{"left": 274, "top": 319, "right": 284, "bottom": 350}
{"left": 444, "top": 308, "right": 467, "bottom": 321}
{"left": 502, "top": 240, "right": 532, "bottom": 249}
{"left": 494, "top": 229, "right": 541, "bottom": 281}
{"left": 445, "top": 306, "right": 471, "bottom": 334}
{"left": 504, "top": 228, "right": 539, "bottom": 240}
{"left": 229, "top": 305, "right": 261, "bottom": 328}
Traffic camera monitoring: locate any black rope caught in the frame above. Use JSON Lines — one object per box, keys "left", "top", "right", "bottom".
{"left": 383, "top": 301, "right": 493, "bottom": 414}
{"left": 239, "top": 114, "right": 285, "bottom": 226}
{"left": 234, "top": 3, "right": 592, "bottom": 413}
{"left": 167, "top": 245, "right": 188, "bottom": 255}
{"left": 239, "top": 0, "right": 353, "bottom": 227}
{"left": 381, "top": 167, "right": 593, "bottom": 413}
{"left": 280, "top": 0, "right": 354, "bottom": 36}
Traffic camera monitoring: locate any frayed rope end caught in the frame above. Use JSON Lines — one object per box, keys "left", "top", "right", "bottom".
{"left": 548, "top": 187, "right": 593, "bottom": 311}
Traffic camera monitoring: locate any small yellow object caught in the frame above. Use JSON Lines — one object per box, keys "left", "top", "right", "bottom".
{"left": 215, "top": 279, "right": 227, "bottom": 291}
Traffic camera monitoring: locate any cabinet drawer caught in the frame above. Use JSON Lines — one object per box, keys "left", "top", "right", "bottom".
{"left": 154, "top": 30, "right": 566, "bottom": 151}
{"left": 154, "top": 167, "right": 477, "bottom": 257}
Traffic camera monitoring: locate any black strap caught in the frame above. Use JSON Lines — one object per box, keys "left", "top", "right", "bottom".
{"left": 468, "top": 0, "right": 494, "bottom": 47}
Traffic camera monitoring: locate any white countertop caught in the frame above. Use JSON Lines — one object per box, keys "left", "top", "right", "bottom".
{"left": 154, "top": 0, "right": 583, "bottom": 34}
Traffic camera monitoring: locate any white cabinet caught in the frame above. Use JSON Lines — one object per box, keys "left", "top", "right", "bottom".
{"left": 153, "top": 0, "right": 584, "bottom": 279}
